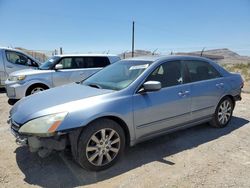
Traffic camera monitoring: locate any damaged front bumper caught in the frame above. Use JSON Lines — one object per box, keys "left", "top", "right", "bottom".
{"left": 8, "top": 118, "right": 68, "bottom": 157}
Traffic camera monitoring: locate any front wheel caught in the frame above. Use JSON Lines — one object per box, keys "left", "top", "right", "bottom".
{"left": 26, "top": 84, "right": 48, "bottom": 96}
{"left": 210, "top": 97, "right": 234, "bottom": 128}
{"left": 76, "top": 119, "right": 125, "bottom": 171}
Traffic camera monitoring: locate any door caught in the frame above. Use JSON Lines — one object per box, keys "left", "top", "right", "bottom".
{"left": 183, "top": 60, "right": 225, "bottom": 120}
{"left": 4, "top": 50, "right": 38, "bottom": 75}
{"left": 52, "top": 57, "right": 81, "bottom": 86}
{"left": 133, "top": 60, "right": 192, "bottom": 139}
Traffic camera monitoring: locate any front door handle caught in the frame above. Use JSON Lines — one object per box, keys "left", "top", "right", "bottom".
{"left": 6, "top": 65, "right": 13, "bottom": 68}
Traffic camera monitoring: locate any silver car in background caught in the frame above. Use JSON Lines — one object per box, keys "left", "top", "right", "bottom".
{"left": 0, "top": 47, "right": 40, "bottom": 88}
{"left": 8, "top": 56, "right": 243, "bottom": 171}
{"left": 5, "top": 54, "right": 120, "bottom": 99}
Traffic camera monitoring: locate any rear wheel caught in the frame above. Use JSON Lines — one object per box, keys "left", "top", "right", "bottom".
{"left": 210, "top": 97, "right": 233, "bottom": 128}
{"left": 76, "top": 118, "right": 125, "bottom": 171}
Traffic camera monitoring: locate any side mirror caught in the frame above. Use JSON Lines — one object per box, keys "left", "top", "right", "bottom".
{"left": 139, "top": 81, "right": 161, "bottom": 93}
{"left": 55, "top": 64, "right": 63, "bottom": 70}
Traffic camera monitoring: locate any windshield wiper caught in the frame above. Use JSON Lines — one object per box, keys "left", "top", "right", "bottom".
{"left": 87, "top": 83, "right": 102, "bottom": 89}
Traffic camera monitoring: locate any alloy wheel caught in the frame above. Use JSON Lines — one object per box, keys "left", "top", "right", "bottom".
{"left": 218, "top": 99, "right": 232, "bottom": 125}
{"left": 86, "top": 128, "right": 121, "bottom": 166}
{"left": 31, "top": 87, "right": 44, "bottom": 94}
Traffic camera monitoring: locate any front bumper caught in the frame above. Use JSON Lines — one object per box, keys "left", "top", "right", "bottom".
{"left": 233, "top": 94, "right": 242, "bottom": 101}
{"left": 5, "top": 80, "right": 29, "bottom": 99}
{"left": 9, "top": 119, "right": 28, "bottom": 146}
{"left": 0, "top": 77, "right": 6, "bottom": 88}
{"left": 8, "top": 118, "right": 67, "bottom": 153}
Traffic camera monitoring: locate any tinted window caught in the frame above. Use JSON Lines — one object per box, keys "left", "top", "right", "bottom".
{"left": 184, "top": 60, "right": 221, "bottom": 82}
{"left": 57, "top": 57, "right": 110, "bottom": 69}
{"left": 147, "top": 61, "right": 184, "bottom": 88}
{"left": 74, "top": 57, "right": 85, "bottom": 68}
{"left": 83, "top": 57, "right": 110, "bottom": 68}
{"left": 6, "top": 51, "right": 36, "bottom": 66}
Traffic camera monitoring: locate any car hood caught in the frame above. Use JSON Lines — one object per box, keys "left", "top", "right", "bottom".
{"left": 10, "top": 83, "right": 114, "bottom": 124}
{"left": 10, "top": 69, "right": 53, "bottom": 76}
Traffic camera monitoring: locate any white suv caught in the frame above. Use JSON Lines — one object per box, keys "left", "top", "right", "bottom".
{"left": 5, "top": 54, "right": 120, "bottom": 99}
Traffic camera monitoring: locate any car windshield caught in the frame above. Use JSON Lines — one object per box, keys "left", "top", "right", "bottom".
{"left": 83, "top": 60, "right": 152, "bottom": 91}
{"left": 39, "top": 56, "right": 61, "bottom": 70}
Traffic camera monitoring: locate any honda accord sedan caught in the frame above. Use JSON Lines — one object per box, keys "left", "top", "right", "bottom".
{"left": 8, "top": 55, "right": 243, "bottom": 171}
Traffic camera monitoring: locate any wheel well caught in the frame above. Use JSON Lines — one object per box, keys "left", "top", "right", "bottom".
{"left": 91, "top": 116, "right": 131, "bottom": 147}
{"left": 221, "top": 95, "right": 235, "bottom": 109}
{"left": 26, "top": 83, "right": 49, "bottom": 96}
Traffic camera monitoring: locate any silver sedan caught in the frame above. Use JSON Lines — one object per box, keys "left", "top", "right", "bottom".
{"left": 8, "top": 55, "right": 243, "bottom": 171}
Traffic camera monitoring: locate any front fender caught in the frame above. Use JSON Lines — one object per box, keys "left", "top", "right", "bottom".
{"left": 56, "top": 95, "right": 135, "bottom": 144}
{"left": 24, "top": 78, "right": 52, "bottom": 89}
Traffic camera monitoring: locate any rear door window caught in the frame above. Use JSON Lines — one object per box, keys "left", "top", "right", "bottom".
{"left": 184, "top": 60, "right": 221, "bottom": 82}
{"left": 83, "top": 57, "right": 110, "bottom": 68}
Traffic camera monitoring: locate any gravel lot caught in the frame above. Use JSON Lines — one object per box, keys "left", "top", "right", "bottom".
{"left": 0, "top": 89, "right": 250, "bottom": 188}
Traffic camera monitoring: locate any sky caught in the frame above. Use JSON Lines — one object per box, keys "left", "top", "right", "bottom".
{"left": 0, "top": 0, "right": 250, "bottom": 55}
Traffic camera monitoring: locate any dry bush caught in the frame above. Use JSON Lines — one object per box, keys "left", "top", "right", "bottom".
{"left": 222, "top": 63, "right": 250, "bottom": 81}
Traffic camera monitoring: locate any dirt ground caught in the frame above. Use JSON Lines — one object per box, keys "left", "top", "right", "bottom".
{"left": 0, "top": 89, "right": 250, "bottom": 188}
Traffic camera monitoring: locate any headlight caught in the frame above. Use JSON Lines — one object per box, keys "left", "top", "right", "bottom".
{"left": 8, "top": 75, "right": 26, "bottom": 82}
{"left": 19, "top": 112, "right": 68, "bottom": 137}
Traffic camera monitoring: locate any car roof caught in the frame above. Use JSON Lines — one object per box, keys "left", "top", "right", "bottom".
{"left": 0, "top": 47, "right": 29, "bottom": 53}
{"left": 124, "top": 55, "right": 213, "bottom": 63}
{"left": 54, "top": 54, "right": 119, "bottom": 58}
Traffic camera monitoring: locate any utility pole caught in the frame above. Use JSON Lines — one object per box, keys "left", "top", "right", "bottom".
{"left": 60, "top": 47, "right": 63, "bottom": 55}
{"left": 132, "top": 21, "right": 135, "bottom": 57}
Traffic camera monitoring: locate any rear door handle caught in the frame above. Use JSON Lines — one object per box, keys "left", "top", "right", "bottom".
{"left": 6, "top": 65, "right": 13, "bottom": 68}
{"left": 216, "top": 83, "right": 224, "bottom": 88}
{"left": 178, "top": 90, "right": 190, "bottom": 97}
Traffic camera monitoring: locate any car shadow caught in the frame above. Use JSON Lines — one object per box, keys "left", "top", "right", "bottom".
{"left": 0, "top": 88, "right": 19, "bottom": 105}
{"left": 0, "top": 88, "right": 17, "bottom": 105}
{"left": 15, "top": 116, "right": 249, "bottom": 187}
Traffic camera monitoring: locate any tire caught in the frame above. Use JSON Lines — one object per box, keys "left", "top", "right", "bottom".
{"left": 26, "top": 84, "right": 48, "bottom": 96}
{"left": 210, "top": 97, "right": 233, "bottom": 128}
{"left": 76, "top": 118, "right": 125, "bottom": 171}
